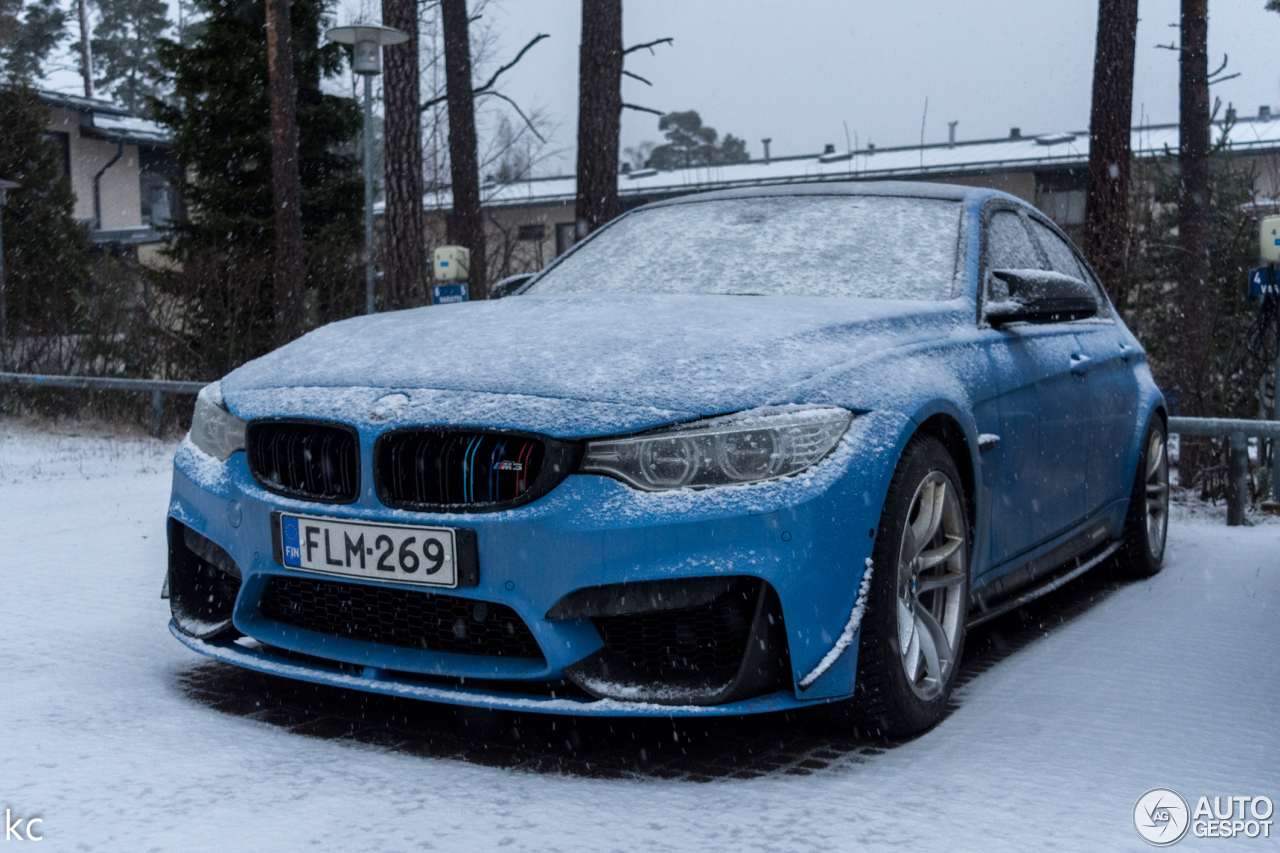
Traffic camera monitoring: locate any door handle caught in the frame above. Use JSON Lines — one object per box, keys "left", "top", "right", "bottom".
{"left": 1119, "top": 344, "right": 1134, "bottom": 362}
{"left": 1070, "top": 353, "right": 1092, "bottom": 376}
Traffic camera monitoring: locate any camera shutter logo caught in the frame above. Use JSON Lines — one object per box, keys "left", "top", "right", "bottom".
{"left": 1135, "top": 788, "right": 1191, "bottom": 846}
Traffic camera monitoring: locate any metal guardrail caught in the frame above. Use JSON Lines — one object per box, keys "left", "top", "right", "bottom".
{"left": 1168, "top": 416, "right": 1280, "bottom": 439}
{"left": 0, "top": 371, "right": 208, "bottom": 438}
{"left": 1, "top": 374, "right": 1276, "bottom": 523}
{"left": 1167, "top": 417, "right": 1280, "bottom": 526}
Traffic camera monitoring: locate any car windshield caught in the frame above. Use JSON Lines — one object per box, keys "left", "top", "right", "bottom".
{"left": 526, "top": 195, "right": 964, "bottom": 299}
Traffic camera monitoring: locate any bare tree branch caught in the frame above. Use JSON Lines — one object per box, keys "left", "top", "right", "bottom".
{"left": 422, "top": 12, "right": 547, "bottom": 111}
{"left": 622, "top": 102, "right": 664, "bottom": 116}
{"left": 477, "top": 90, "right": 546, "bottom": 143}
{"left": 472, "top": 33, "right": 549, "bottom": 94}
{"left": 621, "top": 69, "right": 651, "bottom": 86}
{"left": 623, "top": 37, "right": 672, "bottom": 56}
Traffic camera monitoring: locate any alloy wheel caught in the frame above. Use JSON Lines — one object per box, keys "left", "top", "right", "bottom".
{"left": 894, "top": 472, "right": 967, "bottom": 701}
{"left": 1145, "top": 430, "right": 1169, "bottom": 559}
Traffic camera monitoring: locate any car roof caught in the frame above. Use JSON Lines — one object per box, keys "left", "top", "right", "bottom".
{"left": 639, "top": 179, "right": 1011, "bottom": 210}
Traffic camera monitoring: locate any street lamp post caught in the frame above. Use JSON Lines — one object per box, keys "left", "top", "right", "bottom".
{"left": 324, "top": 24, "right": 408, "bottom": 315}
{"left": 0, "top": 179, "right": 20, "bottom": 367}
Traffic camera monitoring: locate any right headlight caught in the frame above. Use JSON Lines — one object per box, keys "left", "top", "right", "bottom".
{"left": 189, "top": 381, "right": 246, "bottom": 461}
{"left": 580, "top": 405, "right": 854, "bottom": 491}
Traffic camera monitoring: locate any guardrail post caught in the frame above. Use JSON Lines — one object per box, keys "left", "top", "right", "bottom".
{"left": 151, "top": 389, "right": 163, "bottom": 439}
{"left": 1226, "top": 432, "right": 1248, "bottom": 526}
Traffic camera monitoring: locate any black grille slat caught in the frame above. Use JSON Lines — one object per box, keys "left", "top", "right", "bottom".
{"left": 593, "top": 581, "right": 759, "bottom": 675}
{"left": 376, "top": 429, "right": 548, "bottom": 509}
{"left": 260, "top": 576, "right": 543, "bottom": 659}
{"left": 247, "top": 421, "right": 359, "bottom": 503}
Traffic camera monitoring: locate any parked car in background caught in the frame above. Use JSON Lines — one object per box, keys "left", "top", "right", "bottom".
{"left": 488, "top": 273, "right": 534, "bottom": 299}
{"left": 167, "top": 182, "right": 1167, "bottom": 734}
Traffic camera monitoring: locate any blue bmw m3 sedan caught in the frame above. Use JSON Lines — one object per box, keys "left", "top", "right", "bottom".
{"left": 166, "top": 181, "right": 1168, "bottom": 734}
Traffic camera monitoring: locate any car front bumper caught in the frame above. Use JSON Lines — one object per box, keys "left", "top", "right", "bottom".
{"left": 167, "top": 410, "right": 909, "bottom": 716}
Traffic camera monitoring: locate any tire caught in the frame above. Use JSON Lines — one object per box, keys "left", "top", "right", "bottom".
{"left": 852, "top": 434, "right": 970, "bottom": 737}
{"left": 1116, "top": 416, "right": 1169, "bottom": 578}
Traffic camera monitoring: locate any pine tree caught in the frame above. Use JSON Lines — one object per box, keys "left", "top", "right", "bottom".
{"left": 1123, "top": 122, "right": 1262, "bottom": 496}
{"left": 92, "top": 0, "right": 169, "bottom": 113}
{"left": 0, "top": 86, "right": 92, "bottom": 365}
{"left": 0, "top": 0, "right": 66, "bottom": 83}
{"left": 150, "top": 0, "right": 362, "bottom": 373}
{"left": 647, "top": 111, "right": 749, "bottom": 170}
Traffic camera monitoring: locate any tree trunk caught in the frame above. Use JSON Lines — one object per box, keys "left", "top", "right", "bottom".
{"left": 381, "top": 0, "right": 425, "bottom": 310}
{"left": 76, "top": 0, "right": 93, "bottom": 98}
{"left": 265, "top": 0, "right": 303, "bottom": 342}
{"left": 574, "top": 0, "right": 622, "bottom": 240}
{"left": 440, "top": 0, "right": 486, "bottom": 299}
{"left": 1176, "top": 0, "right": 1213, "bottom": 488}
{"left": 1083, "top": 0, "right": 1138, "bottom": 303}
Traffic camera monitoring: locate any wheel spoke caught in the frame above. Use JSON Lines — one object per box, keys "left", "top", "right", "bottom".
{"left": 917, "top": 534, "right": 963, "bottom": 570}
{"left": 916, "top": 568, "right": 966, "bottom": 593}
{"left": 896, "top": 597, "right": 915, "bottom": 651}
{"left": 904, "top": 626, "right": 921, "bottom": 682}
{"left": 904, "top": 480, "right": 946, "bottom": 563}
{"left": 911, "top": 599, "right": 952, "bottom": 686}
{"left": 913, "top": 607, "right": 943, "bottom": 690}
{"left": 1147, "top": 435, "right": 1165, "bottom": 480}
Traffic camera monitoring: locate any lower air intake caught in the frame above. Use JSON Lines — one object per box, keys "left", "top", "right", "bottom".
{"left": 592, "top": 578, "right": 760, "bottom": 676}
{"left": 259, "top": 576, "right": 543, "bottom": 659}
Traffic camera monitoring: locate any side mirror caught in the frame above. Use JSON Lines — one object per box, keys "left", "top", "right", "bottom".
{"left": 489, "top": 273, "right": 534, "bottom": 300}
{"left": 985, "top": 268, "right": 1098, "bottom": 327}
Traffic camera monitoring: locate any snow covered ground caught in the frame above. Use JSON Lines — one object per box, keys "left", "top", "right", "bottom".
{"left": 1, "top": 420, "right": 1277, "bottom": 852}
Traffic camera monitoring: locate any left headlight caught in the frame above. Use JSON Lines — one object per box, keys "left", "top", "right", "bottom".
{"left": 580, "top": 405, "right": 854, "bottom": 491}
{"left": 189, "top": 381, "right": 246, "bottom": 461}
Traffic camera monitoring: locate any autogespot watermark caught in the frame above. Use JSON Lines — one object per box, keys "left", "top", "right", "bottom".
{"left": 1134, "top": 788, "right": 1274, "bottom": 846}
{"left": 5, "top": 809, "right": 43, "bottom": 842}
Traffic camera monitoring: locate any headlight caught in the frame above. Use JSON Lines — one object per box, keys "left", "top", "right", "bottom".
{"left": 189, "top": 381, "right": 246, "bottom": 461}
{"left": 580, "top": 406, "right": 853, "bottom": 491}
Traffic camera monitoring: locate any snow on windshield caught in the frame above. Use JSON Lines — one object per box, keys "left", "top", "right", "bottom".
{"left": 529, "top": 195, "right": 964, "bottom": 299}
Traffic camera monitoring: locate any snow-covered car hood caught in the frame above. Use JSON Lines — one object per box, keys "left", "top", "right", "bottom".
{"left": 221, "top": 293, "right": 963, "bottom": 437}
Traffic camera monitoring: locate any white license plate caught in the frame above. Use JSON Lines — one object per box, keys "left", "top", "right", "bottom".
{"left": 279, "top": 513, "right": 458, "bottom": 588}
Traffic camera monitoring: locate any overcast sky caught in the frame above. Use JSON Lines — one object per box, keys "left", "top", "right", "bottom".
{"left": 43, "top": 0, "right": 1280, "bottom": 175}
{"left": 468, "top": 0, "right": 1280, "bottom": 173}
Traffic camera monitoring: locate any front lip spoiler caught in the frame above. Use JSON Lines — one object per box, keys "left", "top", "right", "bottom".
{"left": 171, "top": 622, "right": 814, "bottom": 717}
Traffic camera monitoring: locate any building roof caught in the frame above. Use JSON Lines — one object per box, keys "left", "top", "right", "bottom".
{"left": 38, "top": 91, "right": 170, "bottom": 146}
{"left": 402, "top": 115, "right": 1280, "bottom": 215}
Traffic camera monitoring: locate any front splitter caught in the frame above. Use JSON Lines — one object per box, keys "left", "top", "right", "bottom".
{"left": 170, "top": 622, "right": 819, "bottom": 718}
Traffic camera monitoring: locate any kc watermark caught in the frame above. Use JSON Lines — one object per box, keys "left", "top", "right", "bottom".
{"left": 5, "top": 810, "right": 42, "bottom": 842}
{"left": 1134, "top": 789, "right": 1273, "bottom": 846}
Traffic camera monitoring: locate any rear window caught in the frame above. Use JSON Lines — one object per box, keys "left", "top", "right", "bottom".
{"left": 527, "top": 195, "right": 964, "bottom": 300}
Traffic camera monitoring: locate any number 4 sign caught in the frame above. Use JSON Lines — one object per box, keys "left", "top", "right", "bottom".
{"left": 1249, "top": 268, "right": 1280, "bottom": 296}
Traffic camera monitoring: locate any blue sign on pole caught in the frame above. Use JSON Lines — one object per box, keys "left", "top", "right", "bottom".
{"left": 432, "top": 283, "right": 469, "bottom": 304}
{"left": 1249, "top": 268, "right": 1280, "bottom": 296}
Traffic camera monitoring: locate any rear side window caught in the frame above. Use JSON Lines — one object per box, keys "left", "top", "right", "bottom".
{"left": 1028, "top": 219, "right": 1084, "bottom": 280}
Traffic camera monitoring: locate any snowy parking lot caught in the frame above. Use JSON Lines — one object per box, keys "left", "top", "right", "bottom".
{"left": 1, "top": 420, "right": 1277, "bottom": 851}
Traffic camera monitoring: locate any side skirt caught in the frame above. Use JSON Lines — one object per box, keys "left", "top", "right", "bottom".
{"left": 966, "top": 540, "right": 1121, "bottom": 629}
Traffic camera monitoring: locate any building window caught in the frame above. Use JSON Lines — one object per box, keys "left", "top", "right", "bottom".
{"left": 1038, "top": 189, "right": 1085, "bottom": 228}
{"left": 517, "top": 223, "right": 545, "bottom": 242}
{"left": 140, "top": 172, "right": 173, "bottom": 226}
{"left": 555, "top": 222, "right": 577, "bottom": 256}
{"left": 44, "top": 132, "right": 71, "bottom": 178}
